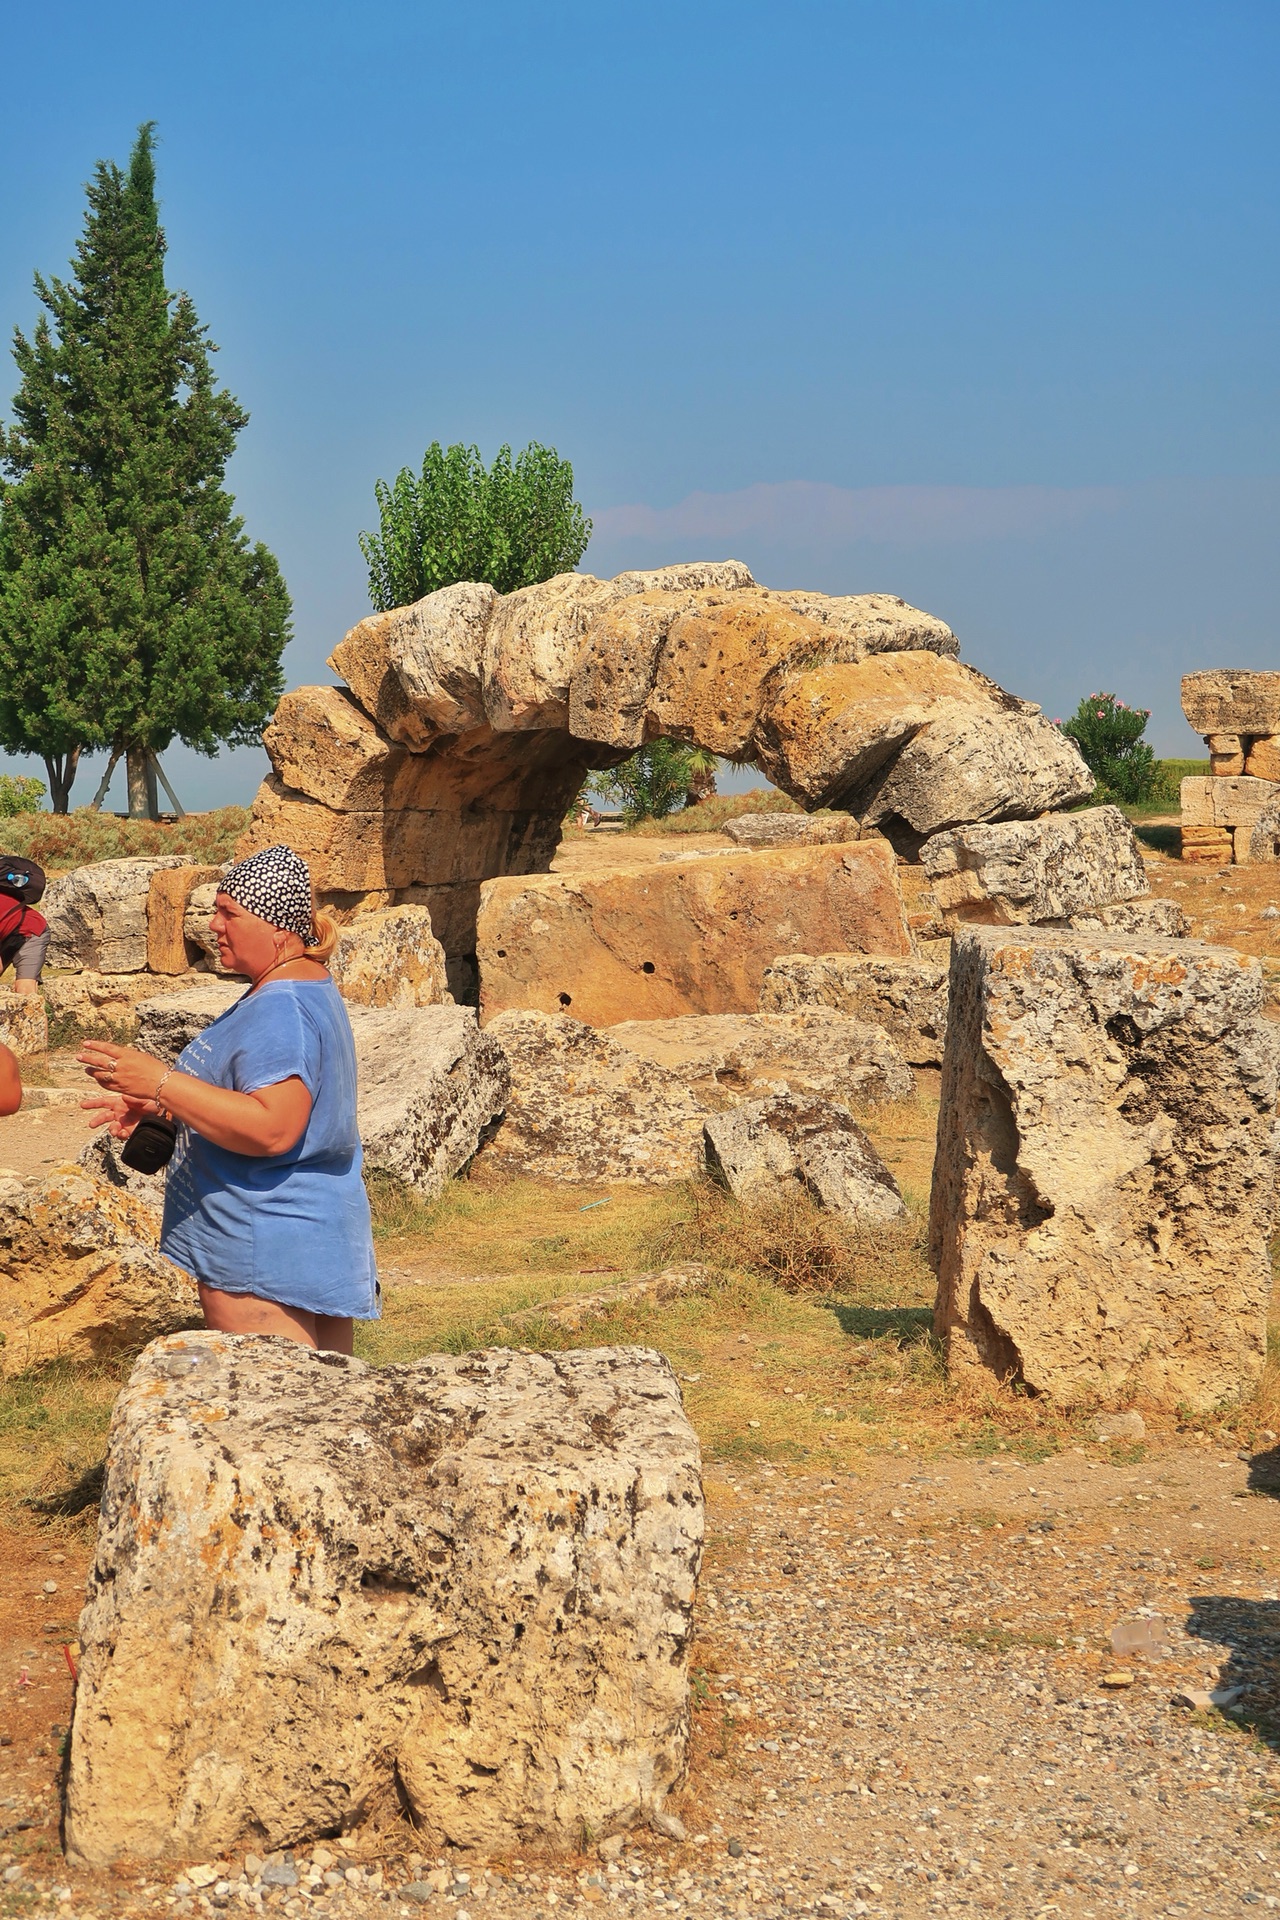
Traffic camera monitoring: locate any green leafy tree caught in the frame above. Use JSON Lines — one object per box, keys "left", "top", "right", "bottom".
{"left": 0, "top": 124, "right": 290, "bottom": 815}
{"left": 1061, "top": 692, "right": 1159, "bottom": 804}
{"left": 588, "top": 740, "right": 720, "bottom": 824}
{"left": 361, "top": 440, "right": 591, "bottom": 610}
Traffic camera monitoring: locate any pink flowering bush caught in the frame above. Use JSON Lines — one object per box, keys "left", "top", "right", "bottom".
{"left": 1060, "top": 692, "right": 1160, "bottom": 804}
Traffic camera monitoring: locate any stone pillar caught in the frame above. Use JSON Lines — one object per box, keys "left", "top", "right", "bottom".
{"left": 930, "top": 927, "right": 1276, "bottom": 1411}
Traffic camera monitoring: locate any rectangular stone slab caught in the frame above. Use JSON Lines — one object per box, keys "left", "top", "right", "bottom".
{"left": 930, "top": 928, "right": 1275, "bottom": 1411}
{"left": 65, "top": 1337, "right": 703, "bottom": 1865}
{"left": 1182, "top": 669, "right": 1280, "bottom": 736}
{"left": 476, "top": 840, "right": 912, "bottom": 1026}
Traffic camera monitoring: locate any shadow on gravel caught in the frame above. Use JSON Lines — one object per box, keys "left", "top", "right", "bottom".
{"left": 1185, "top": 1594, "right": 1280, "bottom": 1753}
{"left": 822, "top": 1303, "right": 935, "bottom": 1346}
{"left": 1245, "top": 1445, "right": 1280, "bottom": 1496}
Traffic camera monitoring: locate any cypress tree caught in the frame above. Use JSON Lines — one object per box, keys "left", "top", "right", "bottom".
{"left": 0, "top": 124, "right": 290, "bottom": 815}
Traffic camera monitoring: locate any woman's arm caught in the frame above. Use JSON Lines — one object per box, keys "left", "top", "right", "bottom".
{"left": 0, "top": 1042, "right": 20, "bottom": 1116}
{"left": 78, "top": 1042, "right": 313, "bottom": 1157}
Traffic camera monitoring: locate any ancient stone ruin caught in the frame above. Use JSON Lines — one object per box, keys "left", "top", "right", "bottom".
{"left": 65, "top": 1335, "right": 703, "bottom": 1865}
{"left": 234, "top": 561, "right": 1093, "bottom": 973}
{"left": 1180, "top": 669, "right": 1280, "bottom": 864}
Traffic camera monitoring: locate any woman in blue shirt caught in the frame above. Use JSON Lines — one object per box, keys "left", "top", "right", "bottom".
{"left": 78, "top": 845, "right": 378, "bottom": 1354}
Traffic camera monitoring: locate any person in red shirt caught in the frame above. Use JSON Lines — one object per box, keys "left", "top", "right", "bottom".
{"left": 0, "top": 872, "right": 48, "bottom": 998}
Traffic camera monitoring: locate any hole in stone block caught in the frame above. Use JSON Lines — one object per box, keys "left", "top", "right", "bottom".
{"left": 558, "top": 991, "right": 572, "bottom": 1007}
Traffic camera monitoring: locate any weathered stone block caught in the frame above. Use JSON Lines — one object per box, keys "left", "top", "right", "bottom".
{"left": 1063, "top": 898, "right": 1189, "bottom": 937}
{"left": 608, "top": 1010, "right": 913, "bottom": 1102}
{"left": 263, "top": 685, "right": 423, "bottom": 811}
{"left": 480, "top": 1010, "right": 707, "bottom": 1183}
{"left": 859, "top": 705, "right": 1094, "bottom": 837}
{"left": 147, "top": 865, "right": 220, "bottom": 975}
{"left": 65, "top": 1336, "right": 703, "bottom": 1864}
{"left": 0, "top": 988, "right": 47, "bottom": 1057}
{"left": 43, "top": 969, "right": 206, "bottom": 1037}
{"left": 722, "top": 811, "right": 858, "bottom": 849}
{"left": 0, "top": 1170, "right": 198, "bottom": 1376}
{"left": 930, "top": 928, "right": 1276, "bottom": 1410}
{"left": 1245, "top": 736, "right": 1280, "bottom": 782}
{"left": 770, "top": 590, "right": 958, "bottom": 660}
{"left": 920, "top": 806, "right": 1146, "bottom": 925}
{"left": 44, "top": 857, "right": 189, "bottom": 973}
{"left": 757, "top": 952, "right": 949, "bottom": 1065}
{"left": 477, "top": 841, "right": 912, "bottom": 1027}
{"left": 703, "top": 1093, "right": 905, "bottom": 1221}
{"left": 329, "top": 905, "right": 450, "bottom": 1008}
{"left": 1182, "top": 669, "right": 1280, "bottom": 737}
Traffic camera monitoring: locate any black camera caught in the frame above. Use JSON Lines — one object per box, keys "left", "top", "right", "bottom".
{"left": 121, "top": 1117, "right": 178, "bottom": 1174}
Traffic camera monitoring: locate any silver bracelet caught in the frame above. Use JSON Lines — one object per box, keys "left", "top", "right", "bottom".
{"left": 152, "top": 1066, "right": 175, "bottom": 1116}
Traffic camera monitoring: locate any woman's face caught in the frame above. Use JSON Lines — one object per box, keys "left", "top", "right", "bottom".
{"left": 210, "top": 893, "right": 298, "bottom": 978}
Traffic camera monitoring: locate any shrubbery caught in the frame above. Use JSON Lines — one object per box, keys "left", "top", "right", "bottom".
{"left": 586, "top": 741, "right": 720, "bottom": 824}
{"left": 1061, "top": 692, "right": 1168, "bottom": 804}
{"left": 0, "top": 805, "right": 248, "bottom": 868}
{"left": 0, "top": 773, "right": 45, "bottom": 817}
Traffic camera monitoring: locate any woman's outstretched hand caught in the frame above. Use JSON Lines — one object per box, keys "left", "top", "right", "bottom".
{"left": 80, "top": 1088, "right": 149, "bottom": 1139}
{"left": 77, "top": 1041, "right": 167, "bottom": 1105}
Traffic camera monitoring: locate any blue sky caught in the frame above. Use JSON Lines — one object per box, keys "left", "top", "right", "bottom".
{"left": 1, "top": 0, "right": 1277, "bottom": 808}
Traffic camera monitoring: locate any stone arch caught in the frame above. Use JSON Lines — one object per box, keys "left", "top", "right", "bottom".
{"left": 238, "top": 561, "right": 1092, "bottom": 962}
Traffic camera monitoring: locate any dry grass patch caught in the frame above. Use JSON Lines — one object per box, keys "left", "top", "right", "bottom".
{"left": 0, "top": 1359, "right": 129, "bottom": 1530}
{"left": 0, "top": 805, "right": 248, "bottom": 872}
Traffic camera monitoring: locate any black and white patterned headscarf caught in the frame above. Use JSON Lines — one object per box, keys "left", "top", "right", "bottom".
{"left": 219, "top": 845, "right": 320, "bottom": 947}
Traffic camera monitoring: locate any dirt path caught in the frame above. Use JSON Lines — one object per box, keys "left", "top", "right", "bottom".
{"left": 3, "top": 1442, "right": 1278, "bottom": 1918}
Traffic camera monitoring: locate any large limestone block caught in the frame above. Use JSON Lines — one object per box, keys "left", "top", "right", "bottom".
{"left": 263, "top": 685, "right": 422, "bottom": 811}
{"left": 43, "top": 969, "right": 206, "bottom": 1037}
{"left": 606, "top": 1010, "right": 913, "bottom": 1104}
{"left": 477, "top": 841, "right": 912, "bottom": 1027}
{"left": 147, "top": 865, "right": 221, "bottom": 975}
{"left": 328, "top": 609, "right": 440, "bottom": 750}
{"left": 758, "top": 953, "right": 949, "bottom": 1066}
{"left": 329, "top": 906, "right": 451, "bottom": 1008}
{"left": 44, "top": 857, "right": 189, "bottom": 973}
{"left": 485, "top": 563, "right": 756, "bottom": 735}
{"left": 480, "top": 1010, "right": 708, "bottom": 1182}
{"left": 920, "top": 806, "right": 1147, "bottom": 924}
{"left": 703, "top": 1093, "right": 905, "bottom": 1222}
{"left": 1249, "top": 791, "right": 1280, "bottom": 863}
{"left": 1180, "top": 775, "right": 1276, "bottom": 830}
{"left": 930, "top": 928, "right": 1276, "bottom": 1410}
{"left": 859, "top": 704, "right": 1094, "bottom": 836}
{"left": 386, "top": 581, "right": 495, "bottom": 733}
{"left": 0, "top": 988, "right": 48, "bottom": 1057}
{"left": 1244, "top": 736, "right": 1280, "bottom": 782}
{"left": 1064, "top": 898, "right": 1189, "bottom": 937}
{"left": 645, "top": 590, "right": 837, "bottom": 760}
{"left": 771, "top": 590, "right": 959, "bottom": 660}
{"left": 65, "top": 1336, "right": 703, "bottom": 1864}
{"left": 139, "top": 990, "right": 509, "bottom": 1199}
{"left": 753, "top": 653, "right": 1010, "bottom": 808}
{"left": 1182, "top": 669, "right": 1280, "bottom": 737}
{"left": 0, "top": 1169, "right": 198, "bottom": 1375}
{"left": 722, "top": 811, "right": 858, "bottom": 849}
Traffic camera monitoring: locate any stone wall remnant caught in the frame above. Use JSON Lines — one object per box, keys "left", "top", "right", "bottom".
{"left": 476, "top": 840, "right": 913, "bottom": 1026}
{"left": 606, "top": 1010, "right": 913, "bottom": 1103}
{"left": 930, "top": 927, "right": 1276, "bottom": 1410}
{"left": 1180, "top": 673, "right": 1280, "bottom": 864}
{"left": 236, "top": 563, "right": 1093, "bottom": 959}
{"left": 65, "top": 1335, "right": 703, "bottom": 1865}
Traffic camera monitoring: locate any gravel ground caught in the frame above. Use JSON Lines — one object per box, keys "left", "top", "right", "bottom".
{"left": 3, "top": 1439, "right": 1279, "bottom": 1919}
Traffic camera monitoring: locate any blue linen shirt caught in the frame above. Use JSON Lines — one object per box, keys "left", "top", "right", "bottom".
{"left": 159, "top": 977, "right": 379, "bottom": 1319}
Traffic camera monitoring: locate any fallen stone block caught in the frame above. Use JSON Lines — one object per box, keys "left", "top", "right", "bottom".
{"left": 857, "top": 704, "right": 1093, "bottom": 838}
{"left": 138, "top": 989, "right": 508, "bottom": 1199}
{"left": 930, "top": 927, "right": 1276, "bottom": 1410}
{"left": 43, "top": 968, "right": 208, "bottom": 1037}
{"left": 480, "top": 1010, "right": 707, "bottom": 1183}
{"left": 0, "top": 988, "right": 47, "bottom": 1057}
{"left": 1182, "top": 669, "right": 1280, "bottom": 737}
{"left": 607, "top": 1010, "right": 913, "bottom": 1103}
{"left": 920, "top": 805, "right": 1147, "bottom": 924}
{"left": 329, "top": 905, "right": 451, "bottom": 1008}
{"left": 147, "top": 865, "right": 221, "bottom": 975}
{"left": 1063, "top": 898, "right": 1189, "bottom": 937}
{"left": 757, "top": 953, "right": 949, "bottom": 1066}
{"left": 770, "top": 590, "right": 958, "bottom": 660}
{"left": 704, "top": 1093, "right": 905, "bottom": 1222}
{"left": 0, "top": 1169, "right": 198, "bottom": 1376}
{"left": 64, "top": 1335, "right": 703, "bottom": 1864}
{"left": 477, "top": 840, "right": 912, "bottom": 1027}
{"left": 44, "top": 857, "right": 189, "bottom": 973}
{"left": 722, "top": 812, "right": 858, "bottom": 849}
